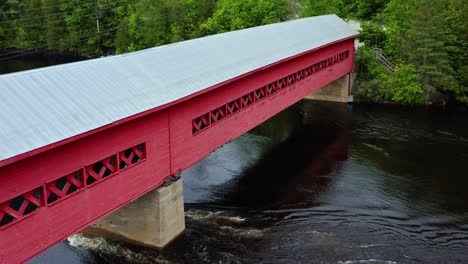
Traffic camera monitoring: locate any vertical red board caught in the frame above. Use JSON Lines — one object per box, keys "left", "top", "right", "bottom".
{"left": 0, "top": 111, "right": 171, "bottom": 264}
{"left": 0, "top": 38, "right": 355, "bottom": 264}
{"left": 169, "top": 39, "right": 355, "bottom": 172}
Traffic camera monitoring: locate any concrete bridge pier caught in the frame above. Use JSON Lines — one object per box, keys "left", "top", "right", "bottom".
{"left": 305, "top": 72, "right": 354, "bottom": 103}
{"left": 83, "top": 177, "right": 185, "bottom": 248}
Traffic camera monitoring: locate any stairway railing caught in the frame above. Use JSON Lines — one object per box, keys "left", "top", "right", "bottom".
{"left": 373, "top": 48, "right": 397, "bottom": 72}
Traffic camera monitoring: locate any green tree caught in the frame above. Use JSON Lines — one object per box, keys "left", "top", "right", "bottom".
{"left": 202, "top": 0, "right": 291, "bottom": 34}
{"left": 389, "top": 64, "right": 425, "bottom": 104}
{"left": 382, "top": 0, "right": 419, "bottom": 59}
{"left": 406, "top": 0, "right": 458, "bottom": 99}
{"left": 61, "top": 0, "right": 99, "bottom": 55}
{"left": 358, "top": 20, "right": 386, "bottom": 47}
{"left": 13, "top": 0, "right": 45, "bottom": 49}
{"left": 42, "top": 0, "right": 66, "bottom": 51}
{"left": 354, "top": 0, "right": 388, "bottom": 19}
{"left": 299, "top": 0, "right": 345, "bottom": 18}
{"left": 442, "top": 0, "right": 468, "bottom": 102}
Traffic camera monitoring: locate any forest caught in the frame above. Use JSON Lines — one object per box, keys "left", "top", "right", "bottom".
{"left": 0, "top": 0, "right": 466, "bottom": 105}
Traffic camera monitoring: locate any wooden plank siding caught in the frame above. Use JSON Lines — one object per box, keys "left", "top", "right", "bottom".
{"left": 0, "top": 38, "right": 354, "bottom": 264}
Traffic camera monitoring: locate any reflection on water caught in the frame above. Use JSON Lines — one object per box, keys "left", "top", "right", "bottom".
{"left": 29, "top": 101, "right": 468, "bottom": 264}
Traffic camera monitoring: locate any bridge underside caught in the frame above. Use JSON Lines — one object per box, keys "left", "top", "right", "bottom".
{"left": 0, "top": 38, "right": 354, "bottom": 263}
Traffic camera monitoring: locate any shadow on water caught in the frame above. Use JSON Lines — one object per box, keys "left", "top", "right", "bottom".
{"left": 206, "top": 102, "right": 352, "bottom": 210}
{"left": 29, "top": 101, "right": 468, "bottom": 264}
{"left": 30, "top": 101, "right": 354, "bottom": 264}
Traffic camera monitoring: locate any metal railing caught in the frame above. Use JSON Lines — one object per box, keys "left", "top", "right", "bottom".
{"left": 373, "top": 48, "right": 397, "bottom": 72}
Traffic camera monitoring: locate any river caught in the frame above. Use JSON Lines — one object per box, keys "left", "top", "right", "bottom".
{"left": 2, "top": 59, "right": 468, "bottom": 263}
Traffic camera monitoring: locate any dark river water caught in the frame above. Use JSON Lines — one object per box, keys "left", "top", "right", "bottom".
{"left": 2, "top": 59, "right": 468, "bottom": 264}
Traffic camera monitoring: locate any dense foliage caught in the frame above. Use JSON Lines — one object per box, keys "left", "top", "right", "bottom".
{"left": 299, "top": 0, "right": 388, "bottom": 20}
{"left": 0, "top": 0, "right": 292, "bottom": 57}
{"left": 356, "top": 0, "right": 467, "bottom": 105}
{"left": 0, "top": 0, "right": 466, "bottom": 104}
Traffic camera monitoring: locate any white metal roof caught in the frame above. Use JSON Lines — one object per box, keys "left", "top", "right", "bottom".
{"left": 0, "top": 15, "right": 358, "bottom": 162}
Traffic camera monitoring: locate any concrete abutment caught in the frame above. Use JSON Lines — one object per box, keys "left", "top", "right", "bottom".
{"left": 82, "top": 178, "right": 185, "bottom": 249}
{"left": 305, "top": 72, "right": 354, "bottom": 103}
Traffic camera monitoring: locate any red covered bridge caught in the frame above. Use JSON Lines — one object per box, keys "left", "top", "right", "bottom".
{"left": 0, "top": 15, "right": 357, "bottom": 263}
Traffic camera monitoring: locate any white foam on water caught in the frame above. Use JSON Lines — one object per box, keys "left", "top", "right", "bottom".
{"left": 354, "top": 244, "right": 390, "bottom": 248}
{"left": 186, "top": 210, "right": 268, "bottom": 239}
{"left": 67, "top": 234, "right": 170, "bottom": 264}
{"left": 338, "top": 259, "right": 397, "bottom": 264}
{"left": 186, "top": 210, "right": 246, "bottom": 224}
{"left": 219, "top": 226, "right": 266, "bottom": 239}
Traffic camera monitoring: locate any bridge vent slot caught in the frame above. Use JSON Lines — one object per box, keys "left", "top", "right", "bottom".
{"left": 242, "top": 92, "right": 255, "bottom": 108}
{"left": 287, "top": 74, "right": 296, "bottom": 86}
{"left": 255, "top": 86, "right": 266, "bottom": 101}
{"left": 305, "top": 67, "right": 312, "bottom": 77}
{"left": 313, "top": 63, "right": 319, "bottom": 73}
{"left": 210, "top": 105, "right": 227, "bottom": 124}
{"left": 0, "top": 187, "right": 43, "bottom": 228}
{"left": 85, "top": 155, "right": 117, "bottom": 185}
{"left": 119, "top": 143, "right": 146, "bottom": 170}
{"left": 227, "top": 98, "right": 241, "bottom": 116}
{"left": 192, "top": 112, "right": 210, "bottom": 135}
{"left": 190, "top": 48, "right": 353, "bottom": 137}
{"left": 296, "top": 70, "right": 304, "bottom": 81}
{"left": 267, "top": 83, "right": 277, "bottom": 95}
{"left": 278, "top": 78, "right": 287, "bottom": 89}
{"left": 321, "top": 60, "right": 327, "bottom": 69}
{"left": 46, "top": 170, "right": 83, "bottom": 204}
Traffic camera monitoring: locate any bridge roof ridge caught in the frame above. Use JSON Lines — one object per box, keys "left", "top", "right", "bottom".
{"left": 0, "top": 14, "right": 358, "bottom": 165}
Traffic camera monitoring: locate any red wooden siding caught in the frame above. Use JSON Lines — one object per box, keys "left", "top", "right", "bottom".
{"left": 0, "top": 111, "right": 171, "bottom": 264}
{"left": 170, "top": 39, "right": 354, "bottom": 172}
{"left": 0, "top": 38, "right": 354, "bottom": 264}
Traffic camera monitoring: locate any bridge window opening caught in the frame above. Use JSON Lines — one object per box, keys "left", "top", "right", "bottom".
{"left": 321, "top": 60, "right": 327, "bottom": 69}
{"left": 297, "top": 71, "right": 304, "bottom": 81}
{"left": 86, "top": 174, "right": 97, "bottom": 185}
{"left": 1, "top": 143, "right": 148, "bottom": 228}
{"left": 0, "top": 212, "right": 14, "bottom": 227}
{"left": 255, "top": 87, "right": 266, "bottom": 100}
{"left": 46, "top": 170, "right": 83, "bottom": 204}
{"left": 211, "top": 106, "right": 227, "bottom": 124}
{"left": 192, "top": 49, "right": 351, "bottom": 136}
{"left": 0, "top": 187, "right": 43, "bottom": 228}
{"left": 313, "top": 63, "right": 319, "bottom": 72}
{"left": 267, "top": 83, "right": 277, "bottom": 95}
{"left": 192, "top": 113, "right": 210, "bottom": 135}
{"left": 344, "top": 51, "right": 350, "bottom": 59}
{"left": 288, "top": 74, "right": 296, "bottom": 85}
{"left": 242, "top": 93, "right": 255, "bottom": 107}
{"left": 119, "top": 143, "right": 146, "bottom": 170}
{"left": 278, "top": 78, "right": 287, "bottom": 89}
{"left": 227, "top": 99, "right": 241, "bottom": 116}
{"left": 85, "top": 155, "right": 117, "bottom": 185}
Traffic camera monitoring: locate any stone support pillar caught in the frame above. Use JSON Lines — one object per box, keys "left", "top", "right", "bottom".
{"left": 83, "top": 178, "right": 185, "bottom": 249}
{"left": 305, "top": 73, "right": 354, "bottom": 103}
